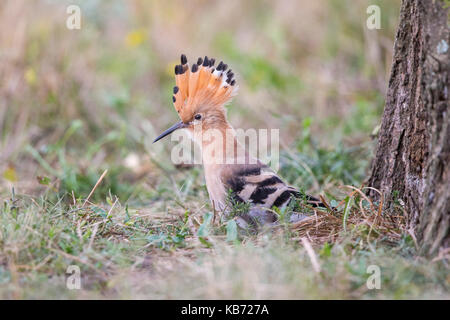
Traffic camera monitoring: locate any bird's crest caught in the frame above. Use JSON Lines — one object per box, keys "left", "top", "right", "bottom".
{"left": 172, "top": 54, "right": 238, "bottom": 123}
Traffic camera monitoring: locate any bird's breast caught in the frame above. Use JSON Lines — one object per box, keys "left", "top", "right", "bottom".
{"left": 203, "top": 163, "right": 227, "bottom": 211}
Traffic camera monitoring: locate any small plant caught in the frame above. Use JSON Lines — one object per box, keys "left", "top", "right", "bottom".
{"left": 224, "top": 189, "right": 251, "bottom": 219}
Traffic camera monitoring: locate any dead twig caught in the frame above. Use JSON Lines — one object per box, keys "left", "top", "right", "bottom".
{"left": 82, "top": 169, "right": 108, "bottom": 207}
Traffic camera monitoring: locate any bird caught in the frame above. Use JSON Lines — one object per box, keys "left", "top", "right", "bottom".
{"left": 153, "top": 54, "right": 324, "bottom": 227}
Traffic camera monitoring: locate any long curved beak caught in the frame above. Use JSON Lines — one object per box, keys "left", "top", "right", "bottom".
{"left": 153, "top": 121, "right": 187, "bottom": 143}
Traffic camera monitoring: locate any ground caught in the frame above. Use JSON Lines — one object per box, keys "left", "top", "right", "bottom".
{"left": 0, "top": 0, "right": 448, "bottom": 299}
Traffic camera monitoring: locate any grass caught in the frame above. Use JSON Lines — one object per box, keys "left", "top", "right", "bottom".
{"left": 0, "top": 0, "right": 448, "bottom": 299}
{"left": 1, "top": 185, "right": 449, "bottom": 299}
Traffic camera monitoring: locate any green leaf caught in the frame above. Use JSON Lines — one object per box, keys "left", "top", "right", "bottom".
{"left": 197, "top": 212, "right": 212, "bottom": 238}
{"left": 342, "top": 196, "right": 352, "bottom": 232}
{"left": 320, "top": 242, "right": 332, "bottom": 258}
{"left": 48, "top": 228, "right": 56, "bottom": 239}
{"left": 198, "top": 237, "right": 212, "bottom": 248}
{"left": 226, "top": 219, "right": 238, "bottom": 242}
{"left": 37, "top": 176, "right": 51, "bottom": 185}
{"left": 124, "top": 204, "right": 130, "bottom": 223}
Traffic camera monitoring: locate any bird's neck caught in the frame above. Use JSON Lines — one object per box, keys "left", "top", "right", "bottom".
{"left": 198, "top": 123, "right": 253, "bottom": 167}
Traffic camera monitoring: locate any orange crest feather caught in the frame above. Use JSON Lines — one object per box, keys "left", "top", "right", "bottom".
{"left": 172, "top": 55, "right": 238, "bottom": 123}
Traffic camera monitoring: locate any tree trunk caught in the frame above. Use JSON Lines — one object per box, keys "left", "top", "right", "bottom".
{"left": 367, "top": 0, "right": 449, "bottom": 256}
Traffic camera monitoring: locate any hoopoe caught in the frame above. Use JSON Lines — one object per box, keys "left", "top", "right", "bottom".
{"left": 154, "top": 54, "right": 324, "bottom": 226}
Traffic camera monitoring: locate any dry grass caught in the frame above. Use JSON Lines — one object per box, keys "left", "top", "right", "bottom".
{"left": 289, "top": 186, "right": 407, "bottom": 246}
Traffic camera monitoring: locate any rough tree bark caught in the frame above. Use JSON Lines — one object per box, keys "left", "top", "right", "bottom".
{"left": 367, "top": 0, "right": 449, "bottom": 256}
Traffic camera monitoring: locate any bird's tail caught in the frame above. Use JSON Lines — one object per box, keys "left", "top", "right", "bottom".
{"left": 172, "top": 54, "right": 238, "bottom": 122}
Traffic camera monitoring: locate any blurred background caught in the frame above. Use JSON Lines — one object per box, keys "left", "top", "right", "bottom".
{"left": 0, "top": 0, "right": 400, "bottom": 205}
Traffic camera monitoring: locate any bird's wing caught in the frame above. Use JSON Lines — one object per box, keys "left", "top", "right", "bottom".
{"left": 221, "top": 163, "right": 323, "bottom": 209}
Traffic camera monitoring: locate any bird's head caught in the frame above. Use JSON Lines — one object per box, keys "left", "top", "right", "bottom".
{"left": 153, "top": 54, "right": 238, "bottom": 143}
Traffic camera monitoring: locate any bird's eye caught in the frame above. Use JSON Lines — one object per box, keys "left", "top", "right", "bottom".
{"left": 194, "top": 114, "right": 202, "bottom": 120}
